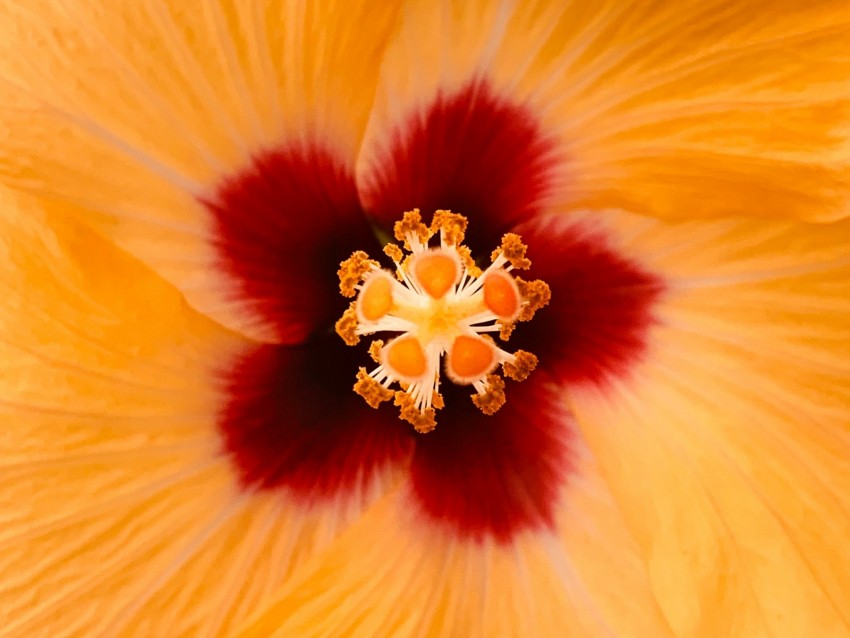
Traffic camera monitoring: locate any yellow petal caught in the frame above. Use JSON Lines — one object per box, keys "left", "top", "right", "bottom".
{"left": 233, "top": 489, "right": 585, "bottom": 638}
{"left": 0, "top": 189, "right": 395, "bottom": 635}
{"left": 361, "top": 0, "right": 850, "bottom": 222}
{"left": 567, "top": 209, "right": 850, "bottom": 636}
{"left": 0, "top": 0, "right": 402, "bottom": 342}
{"left": 553, "top": 449, "right": 675, "bottom": 637}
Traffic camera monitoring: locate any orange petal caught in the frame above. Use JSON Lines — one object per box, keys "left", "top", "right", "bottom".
{"left": 0, "top": 0, "right": 402, "bottom": 342}
{"left": 567, "top": 208, "right": 850, "bottom": 635}
{"left": 232, "top": 483, "right": 670, "bottom": 637}
{"left": 552, "top": 450, "right": 675, "bottom": 637}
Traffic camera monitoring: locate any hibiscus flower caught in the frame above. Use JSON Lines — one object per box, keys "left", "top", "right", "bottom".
{"left": 1, "top": 1, "right": 849, "bottom": 636}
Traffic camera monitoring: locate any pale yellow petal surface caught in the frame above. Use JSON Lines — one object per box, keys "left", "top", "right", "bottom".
{"left": 0, "top": 189, "right": 396, "bottom": 635}
{"left": 553, "top": 449, "right": 674, "bottom": 637}
{"left": 233, "top": 490, "right": 591, "bottom": 638}
{"left": 361, "top": 0, "right": 850, "bottom": 222}
{"left": 564, "top": 210, "right": 850, "bottom": 636}
{"left": 234, "top": 448, "right": 674, "bottom": 638}
{"left": 0, "top": 0, "right": 402, "bottom": 342}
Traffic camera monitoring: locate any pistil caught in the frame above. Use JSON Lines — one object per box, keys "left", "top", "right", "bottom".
{"left": 335, "top": 210, "right": 550, "bottom": 432}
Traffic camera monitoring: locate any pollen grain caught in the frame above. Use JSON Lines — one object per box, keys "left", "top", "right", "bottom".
{"left": 394, "top": 209, "right": 431, "bottom": 249}
{"left": 503, "top": 350, "right": 538, "bottom": 382}
{"left": 471, "top": 375, "right": 507, "bottom": 415}
{"left": 354, "top": 368, "right": 394, "bottom": 408}
{"left": 516, "top": 278, "right": 552, "bottom": 322}
{"left": 493, "top": 233, "right": 531, "bottom": 270}
{"left": 431, "top": 209, "right": 468, "bottom": 245}
{"left": 335, "top": 303, "right": 360, "bottom": 346}
{"left": 395, "top": 392, "right": 437, "bottom": 433}
{"left": 338, "top": 251, "right": 379, "bottom": 297}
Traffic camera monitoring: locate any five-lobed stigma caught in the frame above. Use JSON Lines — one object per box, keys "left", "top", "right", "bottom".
{"left": 335, "top": 210, "right": 550, "bottom": 433}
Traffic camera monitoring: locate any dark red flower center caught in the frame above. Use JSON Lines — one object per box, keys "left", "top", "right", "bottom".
{"left": 208, "top": 80, "right": 663, "bottom": 542}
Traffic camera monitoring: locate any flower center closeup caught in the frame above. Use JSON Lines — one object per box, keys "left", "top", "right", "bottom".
{"left": 210, "top": 79, "right": 664, "bottom": 542}
{"left": 335, "top": 210, "right": 550, "bottom": 433}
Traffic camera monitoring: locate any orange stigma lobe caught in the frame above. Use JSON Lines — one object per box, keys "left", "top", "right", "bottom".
{"left": 358, "top": 272, "right": 394, "bottom": 322}
{"left": 448, "top": 335, "right": 497, "bottom": 383}
{"left": 483, "top": 270, "right": 520, "bottom": 319}
{"left": 413, "top": 250, "right": 459, "bottom": 299}
{"left": 384, "top": 336, "right": 427, "bottom": 380}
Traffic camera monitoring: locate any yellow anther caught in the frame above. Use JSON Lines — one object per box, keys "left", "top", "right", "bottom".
{"left": 412, "top": 249, "right": 460, "bottom": 299}
{"left": 431, "top": 209, "right": 468, "bottom": 245}
{"left": 492, "top": 233, "right": 531, "bottom": 270}
{"left": 338, "top": 251, "right": 379, "bottom": 297}
{"left": 516, "top": 278, "right": 552, "bottom": 322}
{"left": 395, "top": 392, "right": 437, "bottom": 433}
{"left": 483, "top": 269, "right": 520, "bottom": 320}
{"left": 368, "top": 340, "right": 384, "bottom": 363}
{"left": 335, "top": 303, "right": 360, "bottom": 346}
{"left": 357, "top": 271, "right": 394, "bottom": 322}
{"left": 447, "top": 334, "right": 497, "bottom": 384}
{"left": 353, "top": 368, "right": 394, "bottom": 408}
{"left": 383, "top": 243, "right": 404, "bottom": 262}
{"left": 455, "top": 245, "right": 481, "bottom": 277}
{"left": 471, "top": 375, "right": 506, "bottom": 415}
{"left": 498, "top": 320, "right": 516, "bottom": 341}
{"left": 431, "top": 392, "right": 445, "bottom": 410}
{"left": 503, "top": 350, "right": 538, "bottom": 382}
{"left": 384, "top": 335, "right": 427, "bottom": 380}
{"left": 394, "top": 209, "right": 431, "bottom": 249}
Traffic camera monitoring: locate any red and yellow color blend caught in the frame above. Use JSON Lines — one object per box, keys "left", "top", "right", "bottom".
{"left": 0, "top": 1, "right": 849, "bottom": 637}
